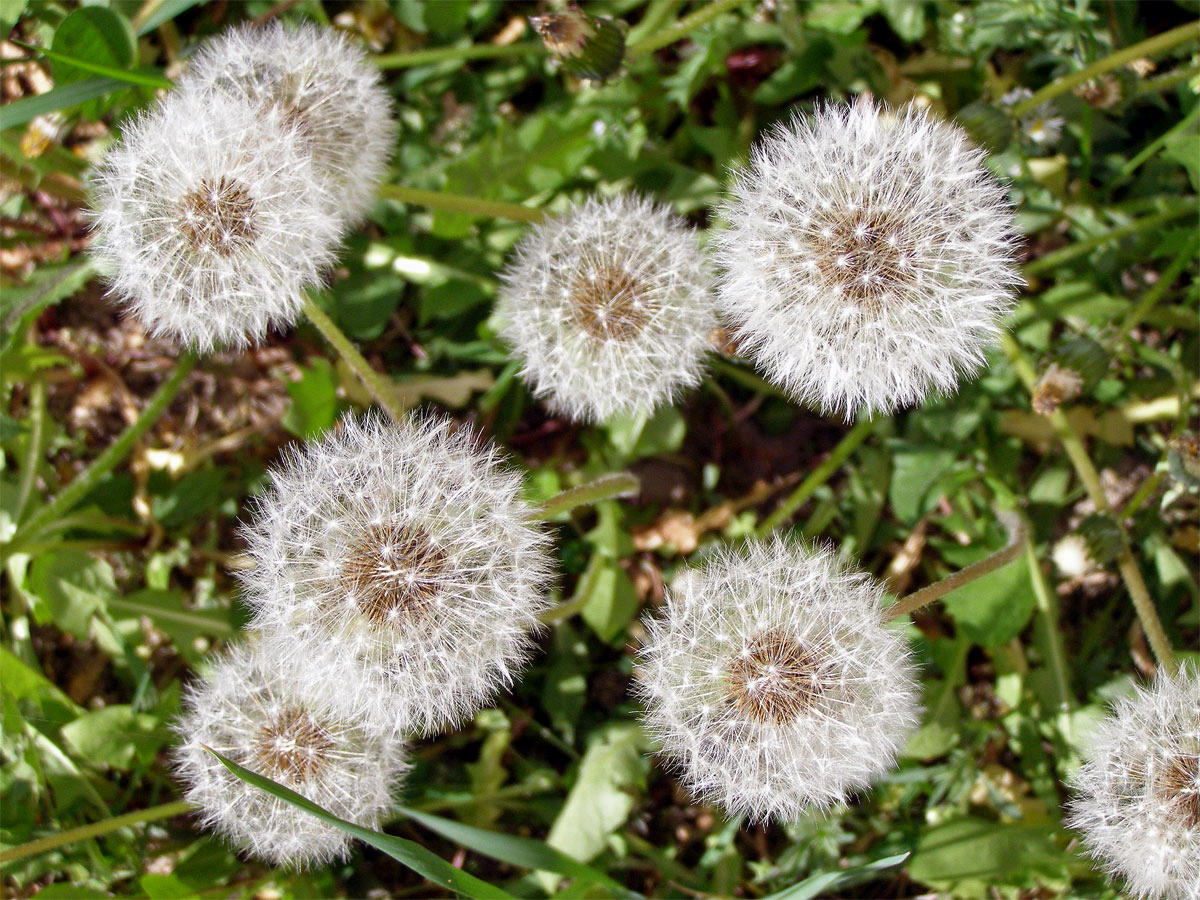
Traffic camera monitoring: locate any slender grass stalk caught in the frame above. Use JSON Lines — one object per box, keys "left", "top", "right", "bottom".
{"left": 1025, "top": 533, "right": 1074, "bottom": 731}
{"left": 1010, "top": 20, "right": 1200, "bottom": 118}
{"left": 377, "top": 184, "right": 546, "bottom": 224}
{"left": 1117, "top": 234, "right": 1199, "bottom": 337}
{"left": 883, "top": 511, "right": 1026, "bottom": 622}
{"left": 533, "top": 473, "right": 640, "bottom": 521}
{"left": 626, "top": 0, "right": 748, "bottom": 58}
{"left": 0, "top": 800, "right": 193, "bottom": 864}
{"left": 7, "top": 353, "right": 197, "bottom": 552}
{"left": 301, "top": 295, "right": 406, "bottom": 423}
{"left": 1023, "top": 202, "right": 1198, "bottom": 276}
{"left": 1000, "top": 333, "right": 1179, "bottom": 675}
{"left": 374, "top": 41, "right": 536, "bottom": 70}
{"left": 756, "top": 418, "right": 876, "bottom": 535}
{"left": 13, "top": 377, "right": 47, "bottom": 525}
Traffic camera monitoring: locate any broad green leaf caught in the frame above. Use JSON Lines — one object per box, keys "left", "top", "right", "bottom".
{"left": 26, "top": 550, "right": 116, "bottom": 637}
{"left": 61, "top": 705, "right": 163, "bottom": 771}
{"left": 941, "top": 548, "right": 1033, "bottom": 648}
{"left": 908, "top": 819, "right": 1067, "bottom": 889}
{"left": 580, "top": 556, "right": 638, "bottom": 643}
{"left": 0, "top": 645, "right": 83, "bottom": 726}
{"left": 282, "top": 359, "right": 340, "bottom": 439}
{"left": 880, "top": 0, "right": 926, "bottom": 41}
{"left": 0, "top": 258, "right": 96, "bottom": 352}
{"left": 151, "top": 468, "right": 227, "bottom": 528}
{"left": 138, "top": 874, "right": 197, "bottom": 899}
{"left": 539, "top": 723, "right": 650, "bottom": 892}
{"left": 106, "top": 588, "right": 234, "bottom": 663}
{"left": 209, "top": 750, "right": 516, "bottom": 900}
{"left": 49, "top": 7, "right": 136, "bottom": 85}
{"left": 398, "top": 806, "right": 645, "bottom": 900}
{"left": 888, "top": 446, "right": 954, "bottom": 524}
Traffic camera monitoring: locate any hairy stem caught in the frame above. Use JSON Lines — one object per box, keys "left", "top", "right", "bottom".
{"left": 0, "top": 800, "right": 193, "bottom": 864}
{"left": 757, "top": 418, "right": 876, "bottom": 535}
{"left": 1023, "top": 202, "right": 1198, "bottom": 276}
{"left": 626, "top": 0, "right": 748, "bottom": 57}
{"left": 14, "top": 376, "right": 47, "bottom": 525}
{"left": 1001, "top": 333, "right": 1179, "bottom": 675}
{"left": 1010, "top": 20, "right": 1200, "bottom": 118}
{"left": 374, "top": 41, "right": 536, "bottom": 70}
{"left": 884, "top": 511, "right": 1026, "bottom": 622}
{"left": 8, "top": 352, "right": 197, "bottom": 550}
{"left": 534, "top": 473, "right": 640, "bottom": 521}
{"left": 301, "top": 296, "right": 406, "bottom": 424}
{"left": 378, "top": 184, "right": 546, "bottom": 224}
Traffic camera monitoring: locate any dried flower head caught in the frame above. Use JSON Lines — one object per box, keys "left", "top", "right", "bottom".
{"left": 181, "top": 20, "right": 395, "bottom": 226}
{"left": 715, "top": 100, "right": 1020, "bottom": 418}
{"left": 529, "top": 7, "right": 626, "bottom": 82}
{"left": 1032, "top": 363, "right": 1084, "bottom": 415}
{"left": 173, "top": 639, "right": 409, "bottom": 868}
{"left": 1067, "top": 667, "right": 1200, "bottom": 900}
{"left": 88, "top": 89, "right": 343, "bottom": 350}
{"left": 497, "top": 195, "right": 717, "bottom": 423}
{"left": 240, "top": 414, "right": 553, "bottom": 736}
{"left": 635, "top": 537, "right": 920, "bottom": 821}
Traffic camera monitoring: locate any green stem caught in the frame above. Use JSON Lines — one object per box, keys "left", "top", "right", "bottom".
{"left": 1011, "top": 20, "right": 1200, "bottom": 118}
{"left": 374, "top": 41, "right": 537, "bottom": 70}
{"left": 1134, "top": 61, "right": 1200, "bottom": 96}
{"left": 884, "top": 511, "right": 1026, "bottom": 622}
{"left": 626, "top": 0, "right": 747, "bottom": 58}
{"left": 1000, "top": 333, "right": 1180, "bottom": 676}
{"left": 7, "top": 353, "right": 197, "bottom": 551}
{"left": 1119, "top": 470, "right": 1163, "bottom": 519}
{"left": 1104, "top": 102, "right": 1200, "bottom": 191}
{"left": 377, "top": 184, "right": 546, "bottom": 224}
{"left": 301, "top": 296, "right": 406, "bottom": 424}
{"left": 756, "top": 418, "right": 876, "bottom": 535}
{"left": 1026, "top": 533, "right": 1074, "bottom": 729}
{"left": 0, "top": 800, "right": 192, "bottom": 865}
{"left": 1117, "top": 234, "right": 1199, "bottom": 337}
{"left": 1023, "top": 202, "right": 1198, "bottom": 276}
{"left": 14, "top": 377, "right": 47, "bottom": 525}
{"left": 533, "top": 473, "right": 640, "bottom": 521}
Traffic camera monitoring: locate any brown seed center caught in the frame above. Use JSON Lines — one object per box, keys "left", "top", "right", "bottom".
{"left": 251, "top": 706, "right": 334, "bottom": 783}
{"left": 338, "top": 522, "right": 451, "bottom": 628}
{"left": 568, "top": 266, "right": 653, "bottom": 343}
{"left": 1155, "top": 747, "right": 1200, "bottom": 829}
{"left": 177, "top": 175, "right": 258, "bottom": 256}
{"left": 804, "top": 205, "right": 921, "bottom": 308}
{"left": 726, "top": 629, "right": 831, "bottom": 725}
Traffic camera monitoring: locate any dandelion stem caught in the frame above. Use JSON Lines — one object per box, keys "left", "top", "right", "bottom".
{"left": 757, "top": 418, "right": 875, "bottom": 535}
{"left": 13, "top": 376, "right": 47, "bottom": 526}
{"left": 7, "top": 352, "right": 197, "bottom": 552}
{"left": 373, "top": 41, "right": 538, "bottom": 70}
{"left": 1000, "top": 332, "right": 1179, "bottom": 675}
{"left": 1026, "top": 532, "right": 1074, "bottom": 730}
{"left": 301, "top": 295, "right": 406, "bottom": 424}
{"left": 626, "top": 0, "right": 748, "bottom": 58}
{"left": 884, "top": 511, "right": 1026, "bottom": 622}
{"left": 534, "top": 473, "right": 640, "bottom": 521}
{"left": 0, "top": 800, "right": 193, "bottom": 864}
{"left": 1010, "top": 20, "right": 1200, "bottom": 119}
{"left": 1022, "top": 201, "right": 1198, "bottom": 276}
{"left": 377, "top": 184, "right": 546, "bottom": 224}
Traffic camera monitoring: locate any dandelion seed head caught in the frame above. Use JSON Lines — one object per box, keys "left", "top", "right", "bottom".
{"left": 1067, "top": 667, "right": 1200, "bottom": 900}
{"left": 634, "top": 537, "right": 921, "bottom": 821}
{"left": 173, "top": 640, "right": 409, "bottom": 868}
{"left": 181, "top": 20, "right": 395, "bottom": 225}
{"left": 88, "top": 89, "right": 343, "bottom": 350}
{"left": 715, "top": 100, "right": 1020, "bottom": 418}
{"left": 497, "top": 195, "right": 717, "bottom": 423}
{"left": 240, "top": 413, "right": 553, "bottom": 736}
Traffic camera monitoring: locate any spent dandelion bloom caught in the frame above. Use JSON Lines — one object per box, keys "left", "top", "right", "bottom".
{"left": 715, "top": 100, "right": 1020, "bottom": 418}
{"left": 496, "top": 194, "right": 717, "bottom": 423}
{"left": 88, "top": 89, "right": 343, "bottom": 351}
{"left": 181, "top": 20, "right": 395, "bottom": 226}
{"left": 634, "top": 537, "right": 920, "bottom": 822}
{"left": 173, "top": 638, "right": 409, "bottom": 868}
{"left": 1067, "top": 667, "right": 1200, "bottom": 900}
{"left": 240, "top": 413, "right": 553, "bottom": 736}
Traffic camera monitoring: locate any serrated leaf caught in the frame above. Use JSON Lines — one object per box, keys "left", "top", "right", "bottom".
{"left": 61, "top": 705, "right": 163, "bottom": 771}
{"left": 25, "top": 550, "right": 116, "bottom": 638}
